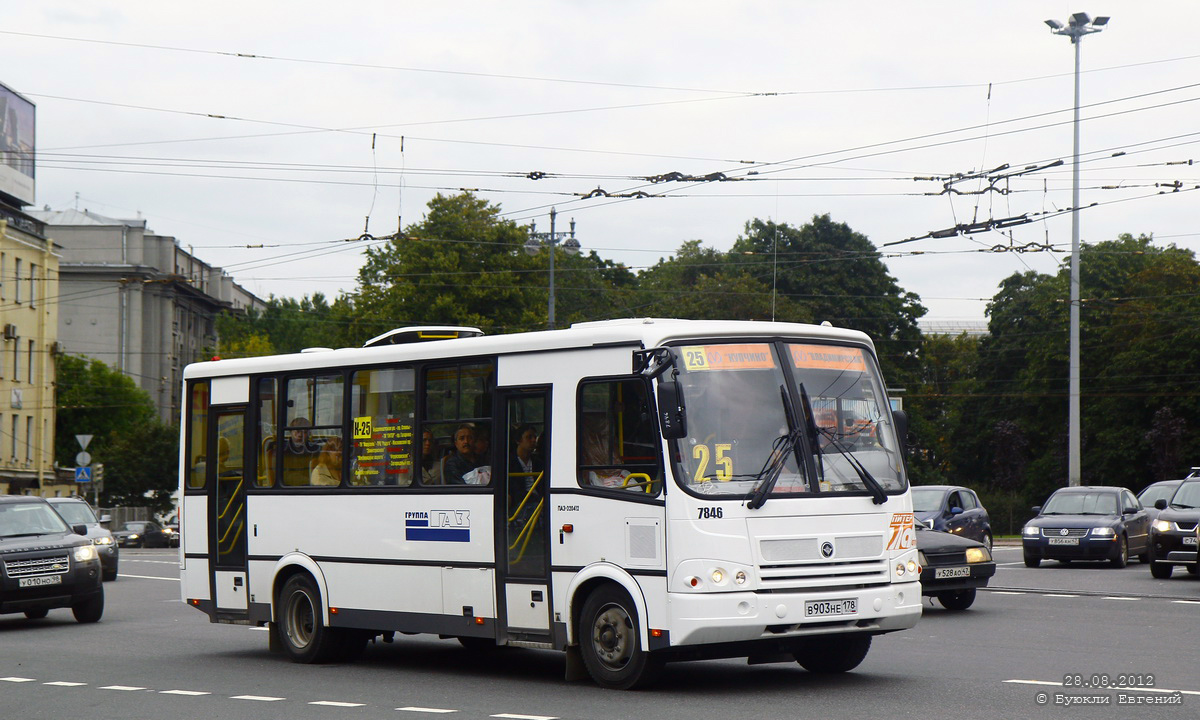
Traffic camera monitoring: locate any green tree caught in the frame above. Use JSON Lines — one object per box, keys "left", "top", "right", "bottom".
{"left": 55, "top": 355, "right": 178, "bottom": 510}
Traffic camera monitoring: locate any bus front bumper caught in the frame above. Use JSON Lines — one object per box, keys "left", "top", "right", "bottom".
{"left": 665, "top": 580, "right": 921, "bottom": 647}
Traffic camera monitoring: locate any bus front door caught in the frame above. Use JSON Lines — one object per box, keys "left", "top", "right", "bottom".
{"left": 209, "top": 406, "right": 249, "bottom": 616}
{"left": 498, "top": 389, "right": 552, "bottom": 644}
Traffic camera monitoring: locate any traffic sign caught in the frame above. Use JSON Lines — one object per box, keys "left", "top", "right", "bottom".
{"left": 76, "top": 434, "right": 93, "bottom": 450}
{"left": 76, "top": 451, "right": 92, "bottom": 466}
{"left": 75, "top": 467, "right": 93, "bottom": 482}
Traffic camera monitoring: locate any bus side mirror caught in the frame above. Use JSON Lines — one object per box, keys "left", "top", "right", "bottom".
{"left": 656, "top": 380, "right": 687, "bottom": 440}
{"left": 891, "top": 409, "right": 908, "bottom": 453}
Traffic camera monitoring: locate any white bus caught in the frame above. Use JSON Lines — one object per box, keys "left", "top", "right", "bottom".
{"left": 179, "top": 319, "right": 920, "bottom": 689}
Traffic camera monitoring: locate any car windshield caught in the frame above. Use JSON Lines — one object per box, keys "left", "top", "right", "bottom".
{"left": 670, "top": 341, "right": 904, "bottom": 499}
{"left": 1168, "top": 482, "right": 1200, "bottom": 509}
{"left": 911, "top": 488, "right": 946, "bottom": 513}
{"left": 53, "top": 501, "right": 98, "bottom": 526}
{"left": 1042, "top": 491, "right": 1118, "bottom": 515}
{"left": 125, "top": 522, "right": 149, "bottom": 532}
{"left": 0, "top": 503, "right": 72, "bottom": 537}
{"left": 1138, "top": 484, "right": 1177, "bottom": 508}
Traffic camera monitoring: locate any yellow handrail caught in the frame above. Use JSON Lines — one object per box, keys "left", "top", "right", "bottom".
{"left": 507, "top": 471, "right": 543, "bottom": 523}
{"left": 509, "top": 499, "right": 544, "bottom": 562}
{"left": 621, "top": 472, "right": 655, "bottom": 494}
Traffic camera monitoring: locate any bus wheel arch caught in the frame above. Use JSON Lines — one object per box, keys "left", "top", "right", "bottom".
{"left": 565, "top": 566, "right": 650, "bottom": 649}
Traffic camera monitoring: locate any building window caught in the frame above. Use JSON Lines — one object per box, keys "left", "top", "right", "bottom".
{"left": 29, "top": 263, "right": 36, "bottom": 307}
{"left": 10, "top": 415, "right": 16, "bottom": 460}
{"left": 25, "top": 416, "right": 32, "bottom": 462}
{"left": 12, "top": 338, "right": 19, "bottom": 383}
{"left": 0, "top": 252, "right": 6, "bottom": 299}
{"left": 27, "top": 340, "right": 34, "bottom": 383}
{"left": 13, "top": 258, "right": 21, "bottom": 304}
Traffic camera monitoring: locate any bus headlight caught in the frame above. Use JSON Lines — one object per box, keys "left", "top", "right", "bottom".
{"left": 734, "top": 570, "right": 747, "bottom": 585}
{"left": 711, "top": 569, "right": 726, "bottom": 584}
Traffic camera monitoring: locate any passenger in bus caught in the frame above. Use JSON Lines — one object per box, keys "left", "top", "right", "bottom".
{"left": 420, "top": 429, "right": 443, "bottom": 485}
{"left": 282, "top": 417, "right": 320, "bottom": 485}
{"left": 581, "top": 415, "right": 630, "bottom": 488}
{"left": 310, "top": 437, "right": 342, "bottom": 486}
{"left": 509, "top": 424, "right": 543, "bottom": 497}
{"left": 444, "top": 423, "right": 482, "bottom": 484}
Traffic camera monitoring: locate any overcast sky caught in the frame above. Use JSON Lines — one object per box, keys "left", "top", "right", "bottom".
{"left": 4, "top": 1, "right": 1199, "bottom": 330}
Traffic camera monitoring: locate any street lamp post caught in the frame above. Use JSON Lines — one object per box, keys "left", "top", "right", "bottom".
{"left": 1045, "top": 12, "right": 1109, "bottom": 487}
{"left": 526, "top": 207, "right": 580, "bottom": 330}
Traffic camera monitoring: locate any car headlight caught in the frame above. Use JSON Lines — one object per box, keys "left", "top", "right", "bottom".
{"left": 1022, "top": 526, "right": 1039, "bottom": 536}
{"left": 93, "top": 536, "right": 114, "bottom": 546}
{"left": 1154, "top": 519, "right": 1172, "bottom": 533}
{"left": 918, "top": 551, "right": 929, "bottom": 566}
{"left": 128, "top": 534, "right": 140, "bottom": 540}
{"left": 965, "top": 547, "right": 992, "bottom": 563}
{"left": 1091, "top": 527, "right": 1115, "bottom": 537}
{"left": 73, "top": 544, "right": 98, "bottom": 563}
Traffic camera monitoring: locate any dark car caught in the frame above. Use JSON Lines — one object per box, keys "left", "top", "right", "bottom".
{"left": 912, "top": 485, "right": 993, "bottom": 549}
{"left": 916, "top": 523, "right": 996, "bottom": 610}
{"left": 1147, "top": 478, "right": 1200, "bottom": 579}
{"left": 0, "top": 496, "right": 104, "bottom": 623}
{"left": 162, "top": 522, "right": 180, "bottom": 548}
{"left": 1138, "top": 479, "right": 1184, "bottom": 525}
{"left": 113, "top": 521, "right": 169, "bottom": 548}
{"left": 1021, "top": 486, "right": 1150, "bottom": 568}
{"left": 47, "top": 498, "right": 119, "bottom": 581}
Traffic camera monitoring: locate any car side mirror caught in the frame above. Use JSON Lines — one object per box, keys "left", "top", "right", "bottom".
{"left": 1122, "top": 507, "right": 1137, "bottom": 515}
{"left": 1155, "top": 499, "right": 1167, "bottom": 510}
{"left": 99, "top": 514, "right": 112, "bottom": 524}
{"left": 1031, "top": 506, "right": 1042, "bottom": 515}
{"left": 949, "top": 506, "right": 964, "bottom": 515}
{"left": 72, "top": 524, "right": 88, "bottom": 536}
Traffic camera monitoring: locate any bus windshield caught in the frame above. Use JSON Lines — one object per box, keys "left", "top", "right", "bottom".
{"left": 672, "top": 341, "right": 905, "bottom": 499}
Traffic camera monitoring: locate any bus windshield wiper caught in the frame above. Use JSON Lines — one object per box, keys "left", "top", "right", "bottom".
{"left": 746, "top": 429, "right": 802, "bottom": 510}
{"left": 814, "top": 425, "right": 888, "bottom": 505}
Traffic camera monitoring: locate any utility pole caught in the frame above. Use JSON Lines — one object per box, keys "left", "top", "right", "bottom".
{"left": 526, "top": 207, "right": 581, "bottom": 330}
{"left": 1044, "top": 12, "right": 1109, "bottom": 487}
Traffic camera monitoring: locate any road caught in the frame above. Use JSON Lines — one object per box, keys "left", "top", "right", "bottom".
{"left": 3, "top": 546, "right": 1197, "bottom": 719}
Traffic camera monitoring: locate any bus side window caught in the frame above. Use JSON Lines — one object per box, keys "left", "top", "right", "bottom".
{"left": 577, "top": 377, "right": 662, "bottom": 494}
{"left": 256, "top": 378, "right": 276, "bottom": 488}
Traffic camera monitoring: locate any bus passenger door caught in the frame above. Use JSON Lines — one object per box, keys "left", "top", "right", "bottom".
{"left": 209, "top": 406, "right": 249, "bottom": 615}
{"left": 497, "top": 389, "right": 552, "bottom": 643}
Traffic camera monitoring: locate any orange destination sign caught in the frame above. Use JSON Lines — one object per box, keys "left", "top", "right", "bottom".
{"left": 790, "top": 344, "right": 868, "bottom": 372}
{"left": 681, "top": 344, "right": 777, "bottom": 371}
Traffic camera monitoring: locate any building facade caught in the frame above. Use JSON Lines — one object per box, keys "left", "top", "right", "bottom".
{"left": 0, "top": 204, "right": 67, "bottom": 495}
{"left": 29, "top": 209, "right": 263, "bottom": 424}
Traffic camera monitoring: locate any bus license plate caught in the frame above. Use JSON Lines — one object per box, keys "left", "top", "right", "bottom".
{"left": 934, "top": 566, "right": 971, "bottom": 579}
{"left": 18, "top": 575, "right": 62, "bottom": 588}
{"left": 805, "top": 598, "right": 857, "bottom": 617}
{"left": 1048, "top": 538, "right": 1078, "bottom": 546}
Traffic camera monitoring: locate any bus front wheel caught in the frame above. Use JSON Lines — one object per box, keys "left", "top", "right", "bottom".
{"left": 277, "top": 574, "right": 356, "bottom": 663}
{"left": 793, "top": 634, "right": 872, "bottom": 673}
{"left": 578, "top": 585, "right": 662, "bottom": 690}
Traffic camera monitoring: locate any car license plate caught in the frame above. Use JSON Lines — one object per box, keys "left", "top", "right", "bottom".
{"left": 934, "top": 566, "right": 971, "bottom": 579}
{"left": 1048, "top": 538, "right": 1079, "bottom": 546}
{"left": 1184, "top": 536, "right": 1197, "bottom": 545}
{"left": 18, "top": 575, "right": 62, "bottom": 588}
{"left": 805, "top": 598, "right": 857, "bottom": 617}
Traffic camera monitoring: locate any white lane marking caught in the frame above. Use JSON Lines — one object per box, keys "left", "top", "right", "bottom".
{"left": 118, "top": 573, "right": 180, "bottom": 582}
{"left": 398, "top": 708, "right": 458, "bottom": 714}
{"left": 491, "top": 715, "right": 559, "bottom": 720}
{"left": 994, "top": 561, "right": 1028, "bottom": 566}
{"left": 311, "top": 701, "right": 366, "bottom": 707}
{"left": 1102, "top": 596, "right": 1137, "bottom": 601}
{"left": 1172, "top": 600, "right": 1200, "bottom": 605}
{"left": 161, "top": 690, "right": 211, "bottom": 696}
{"left": 1044, "top": 593, "right": 1078, "bottom": 598}
{"left": 101, "top": 685, "right": 146, "bottom": 691}
{"left": 1005, "top": 679, "right": 1200, "bottom": 696}
{"left": 44, "top": 681, "right": 86, "bottom": 687}
{"left": 232, "top": 695, "right": 285, "bottom": 702}
{"left": 990, "top": 591, "right": 1025, "bottom": 595}
{"left": 1, "top": 677, "right": 36, "bottom": 683}
{"left": 248, "top": 626, "right": 270, "bottom": 632}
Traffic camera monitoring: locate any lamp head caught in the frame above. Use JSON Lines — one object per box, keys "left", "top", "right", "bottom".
{"left": 1092, "top": 16, "right": 1110, "bottom": 26}
{"left": 1070, "top": 12, "right": 1091, "bottom": 27}
{"left": 1044, "top": 19, "right": 1064, "bottom": 29}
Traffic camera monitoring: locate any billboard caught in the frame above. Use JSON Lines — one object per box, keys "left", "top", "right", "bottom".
{"left": 0, "top": 81, "right": 35, "bottom": 207}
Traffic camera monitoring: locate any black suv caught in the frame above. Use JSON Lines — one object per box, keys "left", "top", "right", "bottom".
{"left": 1148, "top": 478, "right": 1200, "bottom": 579}
{"left": 0, "top": 496, "right": 104, "bottom": 622}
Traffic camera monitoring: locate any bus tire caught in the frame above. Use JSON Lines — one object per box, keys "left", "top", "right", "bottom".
{"left": 277, "top": 574, "right": 348, "bottom": 663}
{"left": 578, "top": 585, "right": 662, "bottom": 690}
{"left": 793, "top": 634, "right": 871, "bottom": 673}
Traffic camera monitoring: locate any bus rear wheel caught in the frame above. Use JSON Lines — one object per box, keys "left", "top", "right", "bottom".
{"left": 793, "top": 634, "right": 872, "bottom": 673}
{"left": 277, "top": 574, "right": 357, "bottom": 663}
{"left": 578, "top": 585, "right": 662, "bottom": 690}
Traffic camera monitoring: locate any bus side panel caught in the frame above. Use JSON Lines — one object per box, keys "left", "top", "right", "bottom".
{"left": 246, "top": 494, "right": 496, "bottom": 621}
{"left": 180, "top": 494, "right": 209, "bottom": 602}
